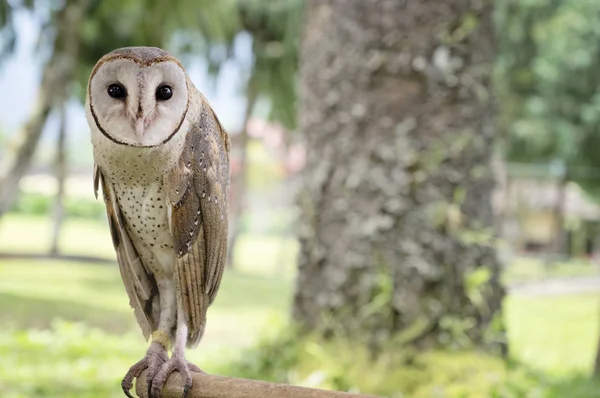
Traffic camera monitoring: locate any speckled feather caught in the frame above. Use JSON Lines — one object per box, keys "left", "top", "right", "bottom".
{"left": 167, "top": 95, "right": 230, "bottom": 347}
{"left": 96, "top": 169, "right": 160, "bottom": 338}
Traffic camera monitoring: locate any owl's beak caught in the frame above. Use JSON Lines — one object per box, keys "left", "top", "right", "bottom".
{"left": 135, "top": 118, "right": 146, "bottom": 140}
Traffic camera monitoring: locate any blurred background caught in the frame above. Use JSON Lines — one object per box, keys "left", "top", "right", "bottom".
{"left": 1, "top": 0, "right": 600, "bottom": 397}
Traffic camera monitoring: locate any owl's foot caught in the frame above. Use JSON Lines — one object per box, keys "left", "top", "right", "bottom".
{"left": 150, "top": 355, "right": 203, "bottom": 398}
{"left": 121, "top": 341, "right": 169, "bottom": 398}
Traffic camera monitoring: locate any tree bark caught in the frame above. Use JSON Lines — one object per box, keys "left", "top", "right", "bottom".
{"left": 50, "top": 104, "right": 67, "bottom": 255}
{"left": 293, "top": 0, "right": 504, "bottom": 349}
{"left": 594, "top": 303, "right": 600, "bottom": 377}
{"left": 227, "top": 88, "right": 258, "bottom": 268}
{"left": 552, "top": 171, "right": 568, "bottom": 256}
{"left": 0, "top": 0, "right": 88, "bottom": 218}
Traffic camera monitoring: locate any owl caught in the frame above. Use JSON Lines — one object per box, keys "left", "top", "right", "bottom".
{"left": 85, "top": 47, "right": 230, "bottom": 398}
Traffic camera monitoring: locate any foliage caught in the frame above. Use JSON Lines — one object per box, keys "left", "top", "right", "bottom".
{"left": 0, "top": 321, "right": 140, "bottom": 398}
{"left": 71, "top": 0, "right": 239, "bottom": 100}
{"left": 225, "top": 326, "right": 600, "bottom": 398}
{"left": 3, "top": 0, "right": 300, "bottom": 129}
{"left": 495, "top": 0, "right": 600, "bottom": 196}
{"left": 190, "top": 0, "right": 302, "bottom": 130}
{"left": 237, "top": 0, "right": 301, "bottom": 130}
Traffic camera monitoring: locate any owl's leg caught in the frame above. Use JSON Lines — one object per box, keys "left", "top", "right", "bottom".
{"left": 121, "top": 331, "right": 169, "bottom": 398}
{"left": 150, "top": 300, "right": 203, "bottom": 398}
{"left": 122, "top": 278, "right": 177, "bottom": 398}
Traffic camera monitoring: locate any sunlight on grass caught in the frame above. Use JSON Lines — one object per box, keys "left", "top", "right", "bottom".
{"left": 0, "top": 214, "right": 114, "bottom": 259}
{"left": 0, "top": 259, "right": 292, "bottom": 397}
{"left": 0, "top": 261, "right": 291, "bottom": 346}
{"left": 0, "top": 214, "right": 299, "bottom": 277}
{"left": 503, "top": 256, "right": 600, "bottom": 285}
{"left": 505, "top": 294, "right": 600, "bottom": 374}
{"left": 232, "top": 234, "right": 299, "bottom": 278}
{"left": 2, "top": 260, "right": 599, "bottom": 376}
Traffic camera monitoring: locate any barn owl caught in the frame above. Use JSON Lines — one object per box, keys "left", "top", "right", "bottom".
{"left": 85, "top": 47, "right": 230, "bottom": 398}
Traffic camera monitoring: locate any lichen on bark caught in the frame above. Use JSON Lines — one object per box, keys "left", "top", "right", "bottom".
{"left": 293, "top": 0, "right": 504, "bottom": 351}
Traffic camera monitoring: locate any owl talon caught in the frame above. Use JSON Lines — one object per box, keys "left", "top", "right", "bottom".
{"left": 122, "top": 356, "right": 148, "bottom": 398}
{"left": 187, "top": 361, "right": 203, "bottom": 373}
{"left": 122, "top": 341, "right": 168, "bottom": 398}
{"left": 122, "top": 386, "right": 135, "bottom": 398}
{"left": 150, "top": 356, "right": 199, "bottom": 398}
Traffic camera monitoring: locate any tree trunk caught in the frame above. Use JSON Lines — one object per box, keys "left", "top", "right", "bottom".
{"left": 0, "top": 0, "right": 88, "bottom": 219}
{"left": 594, "top": 302, "right": 600, "bottom": 377}
{"left": 293, "top": 0, "right": 504, "bottom": 349}
{"left": 227, "top": 89, "right": 258, "bottom": 268}
{"left": 553, "top": 172, "right": 568, "bottom": 256}
{"left": 50, "top": 104, "right": 67, "bottom": 255}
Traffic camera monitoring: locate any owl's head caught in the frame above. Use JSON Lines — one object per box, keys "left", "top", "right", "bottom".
{"left": 86, "top": 47, "right": 190, "bottom": 147}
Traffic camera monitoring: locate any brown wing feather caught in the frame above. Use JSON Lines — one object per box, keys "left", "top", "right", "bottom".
{"left": 167, "top": 97, "right": 230, "bottom": 348}
{"left": 95, "top": 166, "right": 159, "bottom": 340}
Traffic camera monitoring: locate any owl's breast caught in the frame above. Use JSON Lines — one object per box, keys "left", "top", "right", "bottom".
{"left": 113, "top": 179, "right": 175, "bottom": 276}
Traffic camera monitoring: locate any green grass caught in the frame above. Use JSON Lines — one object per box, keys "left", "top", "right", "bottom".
{"left": 505, "top": 294, "right": 600, "bottom": 374}
{"left": 0, "top": 261, "right": 291, "bottom": 349}
{"left": 0, "top": 322, "right": 142, "bottom": 398}
{"left": 0, "top": 260, "right": 291, "bottom": 398}
{"left": 503, "top": 256, "right": 600, "bottom": 285}
{"left": 231, "top": 232, "right": 298, "bottom": 278}
{"left": 2, "top": 214, "right": 600, "bottom": 397}
{"left": 0, "top": 214, "right": 299, "bottom": 278}
{"left": 1, "top": 259, "right": 600, "bottom": 397}
{"left": 0, "top": 214, "right": 113, "bottom": 259}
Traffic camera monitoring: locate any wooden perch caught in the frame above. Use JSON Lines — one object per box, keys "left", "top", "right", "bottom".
{"left": 135, "top": 370, "right": 380, "bottom": 398}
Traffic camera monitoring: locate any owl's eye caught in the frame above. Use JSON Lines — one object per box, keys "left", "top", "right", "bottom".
{"left": 107, "top": 84, "right": 127, "bottom": 99}
{"left": 156, "top": 85, "right": 173, "bottom": 101}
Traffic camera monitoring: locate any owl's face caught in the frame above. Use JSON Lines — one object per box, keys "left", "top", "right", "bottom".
{"left": 87, "top": 52, "right": 189, "bottom": 147}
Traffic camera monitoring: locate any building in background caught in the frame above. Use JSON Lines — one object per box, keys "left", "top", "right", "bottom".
{"left": 494, "top": 159, "right": 600, "bottom": 260}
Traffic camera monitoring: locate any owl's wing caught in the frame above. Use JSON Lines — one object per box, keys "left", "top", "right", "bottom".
{"left": 94, "top": 165, "right": 159, "bottom": 340}
{"left": 166, "top": 96, "right": 230, "bottom": 348}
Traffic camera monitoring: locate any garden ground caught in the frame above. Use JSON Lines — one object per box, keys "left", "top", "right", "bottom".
{"left": 1, "top": 215, "right": 600, "bottom": 397}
